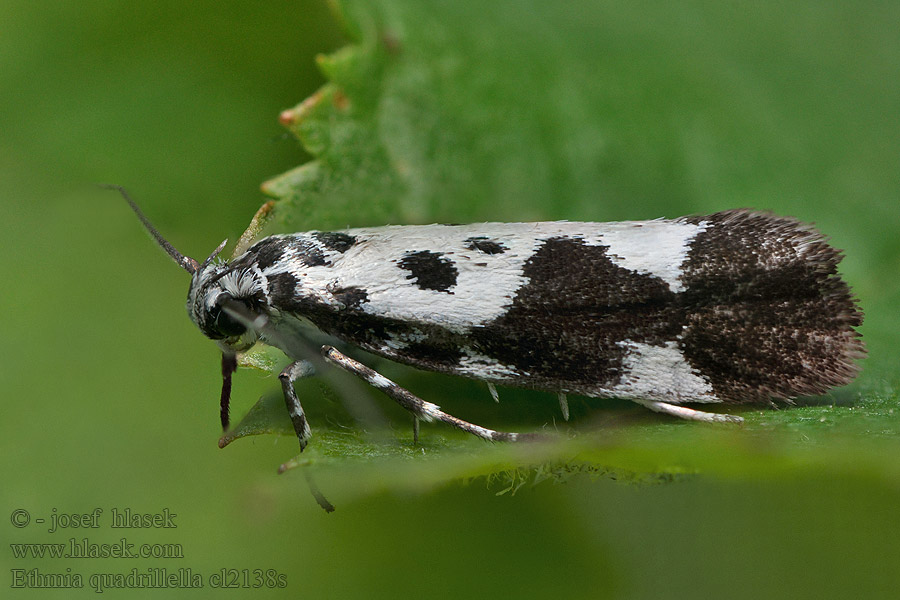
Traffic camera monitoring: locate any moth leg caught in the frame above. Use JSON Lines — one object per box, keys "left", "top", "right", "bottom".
{"left": 558, "top": 393, "right": 570, "bottom": 421}
{"left": 631, "top": 398, "right": 744, "bottom": 424}
{"left": 487, "top": 382, "right": 500, "bottom": 403}
{"left": 322, "top": 346, "right": 535, "bottom": 443}
{"left": 280, "top": 359, "right": 316, "bottom": 451}
{"left": 220, "top": 353, "right": 238, "bottom": 431}
{"left": 231, "top": 200, "right": 275, "bottom": 259}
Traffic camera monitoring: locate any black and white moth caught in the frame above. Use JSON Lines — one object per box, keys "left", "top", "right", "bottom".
{"left": 111, "top": 186, "right": 864, "bottom": 449}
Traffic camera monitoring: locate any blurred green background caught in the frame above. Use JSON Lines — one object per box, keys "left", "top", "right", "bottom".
{"left": 3, "top": 1, "right": 899, "bottom": 598}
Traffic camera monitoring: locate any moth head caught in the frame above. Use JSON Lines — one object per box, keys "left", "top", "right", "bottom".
{"left": 187, "top": 259, "right": 264, "bottom": 353}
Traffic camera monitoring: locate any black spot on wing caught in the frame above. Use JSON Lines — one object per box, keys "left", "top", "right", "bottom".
{"left": 676, "top": 210, "right": 865, "bottom": 402}
{"left": 473, "top": 237, "right": 679, "bottom": 390}
{"left": 679, "top": 210, "right": 840, "bottom": 303}
{"left": 332, "top": 286, "right": 368, "bottom": 309}
{"left": 295, "top": 238, "right": 328, "bottom": 267}
{"left": 400, "top": 338, "right": 465, "bottom": 368}
{"left": 249, "top": 238, "right": 287, "bottom": 270}
{"left": 464, "top": 237, "right": 507, "bottom": 255}
{"left": 397, "top": 250, "right": 458, "bottom": 293}
{"left": 267, "top": 272, "right": 299, "bottom": 306}
{"left": 250, "top": 236, "right": 330, "bottom": 270}
{"left": 312, "top": 231, "right": 357, "bottom": 253}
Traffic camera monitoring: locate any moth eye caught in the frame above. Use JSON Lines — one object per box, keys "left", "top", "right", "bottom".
{"left": 210, "top": 301, "right": 247, "bottom": 338}
{"left": 215, "top": 309, "right": 246, "bottom": 337}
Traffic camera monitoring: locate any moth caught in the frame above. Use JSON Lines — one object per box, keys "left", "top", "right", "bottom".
{"left": 110, "top": 185, "right": 864, "bottom": 450}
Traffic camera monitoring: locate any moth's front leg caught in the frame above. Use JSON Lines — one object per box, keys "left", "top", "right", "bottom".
{"left": 279, "top": 360, "right": 316, "bottom": 450}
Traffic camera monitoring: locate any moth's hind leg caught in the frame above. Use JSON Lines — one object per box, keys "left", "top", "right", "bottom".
{"left": 280, "top": 359, "right": 316, "bottom": 450}
{"left": 630, "top": 398, "right": 744, "bottom": 424}
{"left": 321, "top": 346, "right": 537, "bottom": 443}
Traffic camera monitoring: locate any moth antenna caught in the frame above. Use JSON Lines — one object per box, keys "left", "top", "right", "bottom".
{"left": 101, "top": 184, "right": 200, "bottom": 274}
{"left": 201, "top": 239, "right": 229, "bottom": 269}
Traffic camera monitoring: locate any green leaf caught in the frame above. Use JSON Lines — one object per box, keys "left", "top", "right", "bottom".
{"left": 265, "top": 0, "right": 718, "bottom": 228}
{"left": 222, "top": 0, "right": 897, "bottom": 500}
